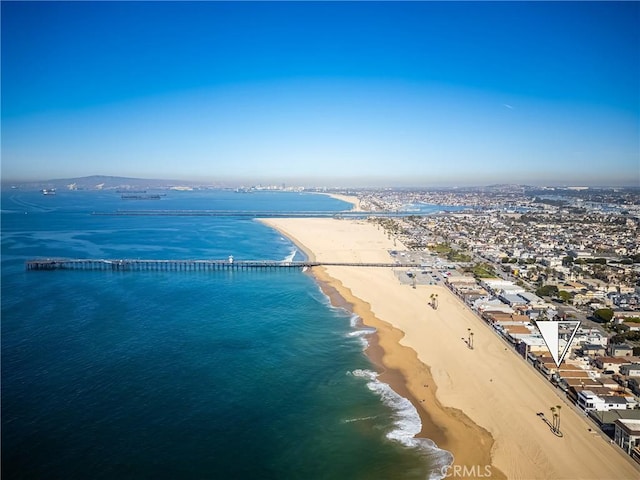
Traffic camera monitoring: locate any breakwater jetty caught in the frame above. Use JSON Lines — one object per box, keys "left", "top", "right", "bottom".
{"left": 26, "top": 258, "right": 417, "bottom": 272}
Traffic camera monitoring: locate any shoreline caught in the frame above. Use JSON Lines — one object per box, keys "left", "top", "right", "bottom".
{"left": 260, "top": 217, "right": 640, "bottom": 479}
{"left": 311, "top": 265, "right": 499, "bottom": 476}
{"left": 315, "top": 192, "right": 363, "bottom": 211}
{"left": 260, "top": 217, "right": 498, "bottom": 476}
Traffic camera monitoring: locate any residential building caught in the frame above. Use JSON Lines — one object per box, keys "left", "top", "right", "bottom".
{"left": 582, "top": 344, "right": 607, "bottom": 357}
{"left": 610, "top": 344, "right": 634, "bottom": 357}
{"left": 590, "top": 409, "right": 640, "bottom": 437}
{"left": 594, "top": 356, "right": 632, "bottom": 374}
{"left": 577, "top": 390, "right": 630, "bottom": 412}
{"left": 574, "top": 330, "right": 608, "bottom": 347}
{"left": 614, "top": 419, "right": 640, "bottom": 456}
{"left": 620, "top": 364, "right": 640, "bottom": 377}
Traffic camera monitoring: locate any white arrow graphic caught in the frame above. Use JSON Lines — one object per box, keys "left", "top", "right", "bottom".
{"left": 536, "top": 321, "right": 581, "bottom": 367}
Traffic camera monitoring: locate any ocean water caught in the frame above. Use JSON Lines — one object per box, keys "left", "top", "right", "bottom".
{"left": 1, "top": 190, "right": 451, "bottom": 479}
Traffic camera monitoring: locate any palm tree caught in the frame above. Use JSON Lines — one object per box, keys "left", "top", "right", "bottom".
{"left": 550, "top": 406, "right": 562, "bottom": 433}
{"left": 429, "top": 293, "right": 438, "bottom": 309}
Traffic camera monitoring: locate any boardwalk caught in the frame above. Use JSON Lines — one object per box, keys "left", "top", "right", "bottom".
{"left": 26, "top": 258, "right": 418, "bottom": 272}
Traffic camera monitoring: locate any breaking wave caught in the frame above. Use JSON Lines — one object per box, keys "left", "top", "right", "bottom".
{"left": 350, "top": 369, "right": 454, "bottom": 479}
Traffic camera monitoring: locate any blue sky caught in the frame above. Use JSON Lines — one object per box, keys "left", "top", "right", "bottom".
{"left": 2, "top": 1, "right": 638, "bottom": 186}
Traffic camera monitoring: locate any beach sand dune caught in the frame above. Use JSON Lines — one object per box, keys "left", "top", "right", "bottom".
{"left": 262, "top": 217, "right": 639, "bottom": 480}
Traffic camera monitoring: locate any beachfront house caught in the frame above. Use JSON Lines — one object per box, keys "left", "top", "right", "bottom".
{"left": 614, "top": 419, "right": 640, "bottom": 457}
{"left": 590, "top": 409, "right": 640, "bottom": 438}
{"left": 577, "top": 390, "right": 630, "bottom": 412}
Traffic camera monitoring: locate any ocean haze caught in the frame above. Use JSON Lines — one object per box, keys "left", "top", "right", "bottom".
{"left": 3, "top": 174, "right": 637, "bottom": 190}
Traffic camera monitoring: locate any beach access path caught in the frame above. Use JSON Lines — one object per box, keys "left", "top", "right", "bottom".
{"left": 261, "top": 217, "right": 639, "bottom": 480}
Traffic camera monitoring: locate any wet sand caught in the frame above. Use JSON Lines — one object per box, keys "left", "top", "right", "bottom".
{"left": 261, "top": 217, "right": 639, "bottom": 479}
{"left": 312, "top": 265, "right": 499, "bottom": 476}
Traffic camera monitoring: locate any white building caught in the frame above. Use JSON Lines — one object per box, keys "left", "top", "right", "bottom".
{"left": 517, "top": 291, "right": 545, "bottom": 306}
{"left": 577, "top": 390, "right": 630, "bottom": 412}
{"left": 614, "top": 419, "right": 640, "bottom": 455}
{"left": 574, "top": 329, "right": 608, "bottom": 347}
{"left": 480, "top": 279, "right": 525, "bottom": 295}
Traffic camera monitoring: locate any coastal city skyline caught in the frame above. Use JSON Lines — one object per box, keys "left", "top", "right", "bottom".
{"left": 2, "top": 2, "right": 638, "bottom": 187}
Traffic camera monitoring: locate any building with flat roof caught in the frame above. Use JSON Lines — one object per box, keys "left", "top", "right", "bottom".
{"left": 610, "top": 343, "right": 634, "bottom": 357}
{"left": 620, "top": 363, "right": 640, "bottom": 377}
{"left": 499, "top": 293, "right": 529, "bottom": 307}
{"left": 582, "top": 344, "right": 607, "bottom": 357}
{"left": 594, "top": 356, "right": 633, "bottom": 373}
{"left": 518, "top": 291, "right": 545, "bottom": 304}
{"left": 614, "top": 419, "right": 640, "bottom": 457}
{"left": 577, "top": 390, "right": 630, "bottom": 412}
{"left": 590, "top": 409, "right": 640, "bottom": 437}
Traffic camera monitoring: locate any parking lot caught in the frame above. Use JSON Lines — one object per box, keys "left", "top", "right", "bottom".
{"left": 389, "top": 250, "right": 454, "bottom": 286}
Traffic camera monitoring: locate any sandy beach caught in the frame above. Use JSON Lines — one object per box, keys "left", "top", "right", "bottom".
{"left": 320, "top": 192, "right": 364, "bottom": 211}
{"left": 261, "top": 216, "right": 639, "bottom": 479}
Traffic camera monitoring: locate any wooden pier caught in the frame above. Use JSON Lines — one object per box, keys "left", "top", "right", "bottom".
{"left": 26, "top": 258, "right": 417, "bottom": 272}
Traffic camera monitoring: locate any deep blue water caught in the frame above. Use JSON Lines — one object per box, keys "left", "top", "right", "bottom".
{"left": 2, "top": 190, "right": 450, "bottom": 479}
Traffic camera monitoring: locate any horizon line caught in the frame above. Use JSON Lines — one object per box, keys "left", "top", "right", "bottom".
{"left": 2, "top": 174, "right": 638, "bottom": 191}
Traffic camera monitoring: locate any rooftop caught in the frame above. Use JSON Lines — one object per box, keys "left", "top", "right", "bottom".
{"left": 615, "top": 419, "right": 640, "bottom": 435}
{"left": 590, "top": 409, "right": 640, "bottom": 425}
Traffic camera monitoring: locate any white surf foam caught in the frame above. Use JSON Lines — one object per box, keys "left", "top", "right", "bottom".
{"left": 350, "top": 369, "right": 454, "bottom": 479}
{"left": 309, "top": 286, "right": 375, "bottom": 347}
{"left": 346, "top": 328, "right": 377, "bottom": 338}
{"left": 282, "top": 248, "right": 297, "bottom": 263}
{"left": 346, "top": 315, "right": 376, "bottom": 348}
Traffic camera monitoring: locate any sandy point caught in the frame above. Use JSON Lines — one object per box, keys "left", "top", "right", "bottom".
{"left": 259, "top": 217, "right": 640, "bottom": 480}
{"left": 314, "top": 192, "right": 364, "bottom": 211}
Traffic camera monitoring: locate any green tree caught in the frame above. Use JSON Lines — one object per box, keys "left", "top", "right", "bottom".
{"left": 558, "top": 291, "right": 572, "bottom": 303}
{"left": 536, "top": 285, "right": 559, "bottom": 297}
{"left": 594, "top": 308, "right": 614, "bottom": 323}
{"left": 610, "top": 333, "right": 625, "bottom": 344}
